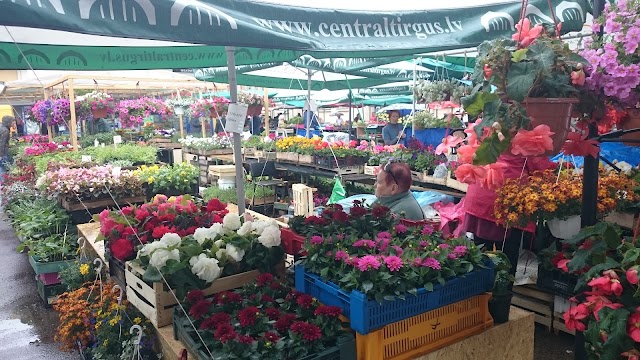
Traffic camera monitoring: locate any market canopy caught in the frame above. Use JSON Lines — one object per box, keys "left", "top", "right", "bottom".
{"left": 0, "top": 0, "right": 591, "bottom": 70}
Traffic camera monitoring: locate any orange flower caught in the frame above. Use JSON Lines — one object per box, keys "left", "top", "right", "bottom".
{"left": 454, "top": 164, "right": 487, "bottom": 185}
{"left": 510, "top": 125, "right": 555, "bottom": 156}
{"left": 457, "top": 144, "right": 479, "bottom": 164}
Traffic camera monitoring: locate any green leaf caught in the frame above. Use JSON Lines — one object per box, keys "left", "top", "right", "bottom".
{"left": 143, "top": 265, "right": 162, "bottom": 282}
{"left": 362, "top": 281, "right": 373, "bottom": 293}
{"left": 473, "top": 132, "right": 512, "bottom": 165}
{"left": 424, "top": 282, "right": 434, "bottom": 292}
{"left": 603, "top": 225, "right": 621, "bottom": 249}
{"left": 511, "top": 49, "right": 528, "bottom": 62}
{"left": 320, "top": 267, "right": 329, "bottom": 279}
{"left": 407, "top": 288, "right": 418, "bottom": 297}
{"left": 527, "top": 42, "right": 556, "bottom": 75}
{"left": 567, "top": 249, "right": 591, "bottom": 273}
{"left": 506, "top": 62, "right": 536, "bottom": 102}
{"left": 460, "top": 91, "right": 499, "bottom": 117}
{"left": 622, "top": 248, "right": 640, "bottom": 267}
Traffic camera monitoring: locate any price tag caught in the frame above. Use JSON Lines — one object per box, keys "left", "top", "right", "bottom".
{"left": 447, "top": 154, "right": 458, "bottom": 162}
{"left": 113, "top": 135, "right": 122, "bottom": 144}
{"left": 112, "top": 166, "right": 121, "bottom": 177}
{"left": 81, "top": 155, "right": 92, "bottom": 163}
{"left": 225, "top": 103, "right": 248, "bottom": 134}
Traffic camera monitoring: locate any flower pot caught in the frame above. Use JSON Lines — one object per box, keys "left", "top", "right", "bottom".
{"left": 548, "top": 215, "right": 581, "bottom": 240}
{"left": 91, "top": 107, "right": 108, "bottom": 119}
{"left": 621, "top": 109, "right": 640, "bottom": 146}
{"left": 524, "top": 98, "right": 579, "bottom": 155}
{"left": 488, "top": 293, "right": 513, "bottom": 324}
{"left": 173, "top": 106, "right": 184, "bottom": 116}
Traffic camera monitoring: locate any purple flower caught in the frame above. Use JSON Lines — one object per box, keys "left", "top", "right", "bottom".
{"left": 391, "top": 245, "right": 404, "bottom": 256}
{"left": 421, "top": 225, "right": 434, "bottom": 235}
{"left": 421, "top": 258, "right": 441, "bottom": 270}
{"left": 395, "top": 224, "right": 407, "bottom": 234}
{"left": 353, "top": 239, "right": 376, "bottom": 248}
{"left": 384, "top": 256, "right": 403, "bottom": 272}
{"left": 310, "top": 235, "right": 324, "bottom": 245}
{"left": 336, "top": 234, "right": 344, "bottom": 241}
{"left": 334, "top": 250, "right": 349, "bottom": 262}
{"left": 438, "top": 244, "right": 450, "bottom": 250}
{"left": 448, "top": 253, "right": 458, "bottom": 260}
{"left": 453, "top": 245, "right": 468, "bottom": 257}
{"left": 376, "top": 231, "right": 392, "bottom": 240}
{"left": 419, "top": 241, "right": 430, "bottom": 248}
{"left": 355, "top": 255, "right": 381, "bottom": 271}
{"left": 377, "top": 238, "right": 390, "bottom": 252}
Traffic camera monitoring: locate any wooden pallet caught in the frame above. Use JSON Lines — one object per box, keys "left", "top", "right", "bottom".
{"left": 511, "top": 285, "right": 554, "bottom": 331}
{"left": 553, "top": 312, "right": 575, "bottom": 335}
{"left": 317, "top": 165, "right": 363, "bottom": 175}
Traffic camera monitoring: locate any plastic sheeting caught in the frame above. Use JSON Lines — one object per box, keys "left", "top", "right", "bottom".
{"left": 332, "top": 191, "right": 454, "bottom": 214}
{"left": 551, "top": 142, "right": 640, "bottom": 167}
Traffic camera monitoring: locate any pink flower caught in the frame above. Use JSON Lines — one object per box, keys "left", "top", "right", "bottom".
{"left": 421, "top": 258, "right": 441, "bottom": 270}
{"left": 557, "top": 259, "right": 570, "bottom": 272}
{"left": 395, "top": 224, "right": 408, "bottom": 234}
{"left": 628, "top": 311, "right": 640, "bottom": 342}
{"left": 454, "top": 164, "right": 487, "bottom": 185}
{"left": 512, "top": 18, "right": 543, "bottom": 48}
{"left": 628, "top": 266, "right": 640, "bottom": 285}
{"left": 571, "top": 69, "right": 586, "bottom": 86}
{"left": 310, "top": 235, "right": 324, "bottom": 245}
{"left": 481, "top": 162, "right": 508, "bottom": 189}
{"left": 353, "top": 239, "right": 376, "bottom": 248}
{"left": 377, "top": 231, "right": 392, "bottom": 240}
{"left": 384, "top": 256, "right": 403, "bottom": 272}
{"left": 456, "top": 144, "right": 478, "bottom": 164}
{"left": 453, "top": 245, "right": 467, "bottom": 257}
{"left": 564, "top": 304, "right": 589, "bottom": 332}
{"left": 464, "top": 119, "right": 482, "bottom": 146}
{"left": 421, "top": 225, "right": 434, "bottom": 236}
{"left": 355, "top": 255, "right": 381, "bottom": 271}
{"left": 435, "top": 135, "right": 464, "bottom": 155}
{"left": 586, "top": 295, "right": 623, "bottom": 321}
{"left": 334, "top": 250, "right": 349, "bottom": 262}
{"left": 510, "top": 125, "right": 555, "bottom": 156}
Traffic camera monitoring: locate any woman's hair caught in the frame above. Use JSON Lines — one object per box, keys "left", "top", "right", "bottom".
{"left": 2, "top": 115, "right": 14, "bottom": 127}
{"left": 387, "top": 110, "right": 401, "bottom": 117}
{"left": 382, "top": 161, "right": 412, "bottom": 192}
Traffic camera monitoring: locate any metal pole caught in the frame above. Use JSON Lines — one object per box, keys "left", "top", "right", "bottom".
{"left": 348, "top": 91, "right": 353, "bottom": 140}
{"left": 226, "top": 46, "right": 246, "bottom": 214}
{"left": 306, "top": 69, "right": 312, "bottom": 138}
{"left": 68, "top": 79, "right": 78, "bottom": 151}
{"left": 411, "top": 57, "right": 418, "bottom": 136}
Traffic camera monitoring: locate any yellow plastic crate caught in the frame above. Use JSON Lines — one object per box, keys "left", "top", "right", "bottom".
{"left": 356, "top": 294, "right": 493, "bottom": 360}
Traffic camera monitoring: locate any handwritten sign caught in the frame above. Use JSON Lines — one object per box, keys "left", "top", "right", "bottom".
{"left": 225, "top": 103, "right": 248, "bottom": 134}
{"left": 81, "top": 155, "right": 92, "bottom": 163}
{"left": 113, "top": 135, "right": 122, "bottom": 145}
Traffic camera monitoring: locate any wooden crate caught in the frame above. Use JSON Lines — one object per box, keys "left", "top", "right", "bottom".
{"left": 125, "top": 261, "right": 259, "bottom": 328}
{"left": 255, "top": 150, "right": 276, "bottom": 160}
{"left": 553, "top": 312, "right": 575, "bottom": 335}
{"left": 447, "top": 177, "right": 468, "bottom": 192}
{"left": 333, "top": 166, "right": 363, "bottom": 175}
{"left": 298, "top": 154, "right": 314, "bottom": 165}
{"left": 148, "top": 137, "right": 172, "bottom": 144}
{"left": 243, "top": 147, "right": 257, "bottom": 157}
{"left": 512, "top": 285, "right": 554, "bottom": 331}
{"left": 604, "top": 211, "right": 636, "bottom": 229}
{"left": 61, "top": 195, "right": 146, "bottom": 212}
{"left": 293, "top": 184, "right": 316, "bottom": 217}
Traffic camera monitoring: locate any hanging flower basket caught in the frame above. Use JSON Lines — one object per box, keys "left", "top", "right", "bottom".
{"left": 173, "top": 106, "right": 184, "bottom": 116}
{"left": 548, "top": 215, "right": 581, "bottom": 240}
{"left": 621, "top": 109, "right": 640, "bottom": 147}
{"left": 524, "top": 98, "right": 579, "bottom": 155}
{"left": 91, "top": 107, "right": 108, "bottom": 119}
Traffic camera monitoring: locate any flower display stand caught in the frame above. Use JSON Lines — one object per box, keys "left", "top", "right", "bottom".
{"left": 148, "top": 137, "right": 172, "bottom": 144}
{"left": 60, "top": 195, "right": 146, "bottom": 212}
{"left": 243, "top": 147, "right": 257, "bottom": 157}
{"left": 295, "top": 263, "right": 495, "bottom": 334}
{"left": 276, "top": 152, "right": 299, "bottom": 163}
{"left": 173, "top": 309, "right": 357, "bottom": 360}
{"left": 411, "top": 171, "right": 447, "bottom": 185}
{"left": 298, "top": 154, "right": 315, "bottom": 165}
{"left": 189, "top": 148, "right": 233, "bottom": 156}
{"left": 245, "top": 195, "right": 276, "bottom": 206}
{"left": 356, "top": 294, "right": 493, "bottom": 360}
{"left": 125, "top": 261, "right": 260, "bottom": 328}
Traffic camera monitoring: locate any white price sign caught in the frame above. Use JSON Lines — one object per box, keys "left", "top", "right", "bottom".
{"left": 112, "top": 166, "right": 122, "bottom": 177}
{"left": 225, "top": 103, "right": 248, "bottom": 134}
{"left": 81, "top": 155, "right": 92, "bottom": 163}
{"left": 113, "top": 135, "right": 122, "bottom": 144}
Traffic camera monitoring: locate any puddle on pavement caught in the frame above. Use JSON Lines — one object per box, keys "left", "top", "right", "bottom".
{"left": 0, "top": 319, "right": 41, "bottom": 351}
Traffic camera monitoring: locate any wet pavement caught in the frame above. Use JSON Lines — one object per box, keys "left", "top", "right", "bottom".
{"left": 535, "top": 324, "right": 576, "bottom": 360}
{"left": 0, "top": 213, "right": 75, "bottom": 360}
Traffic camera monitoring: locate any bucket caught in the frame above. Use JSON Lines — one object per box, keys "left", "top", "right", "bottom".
{"left": 548, "top": 215, "right": 581, "bottom": 240}
{"left": 218, "top": 176, "right": 235, "bottom": 190}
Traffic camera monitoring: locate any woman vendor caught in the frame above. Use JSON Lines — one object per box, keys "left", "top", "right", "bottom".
{"left": 374, "top": 160, "right": 425, "bottom": 221}
{"left": 382, "top": 110, "right": 406, "bottom": 145}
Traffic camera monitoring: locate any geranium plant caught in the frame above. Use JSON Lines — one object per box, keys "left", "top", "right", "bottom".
{"left": 24, "top": 141, "right": 72, "bottom": 156}
{"left": 179, "top": 274, "right": 345, "bottom": 360}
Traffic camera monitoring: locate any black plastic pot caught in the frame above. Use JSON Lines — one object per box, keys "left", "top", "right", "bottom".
{"left": 489, "top": 293, "right": 513, "bottom": 324}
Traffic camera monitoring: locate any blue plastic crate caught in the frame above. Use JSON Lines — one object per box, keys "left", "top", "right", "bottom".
{"left": 295, "top": 261, "right": 495, "bottom": 334}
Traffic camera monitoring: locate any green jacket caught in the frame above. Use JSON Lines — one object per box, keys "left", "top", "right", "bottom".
{"left": 375, "top": 191, "right": 425, "bottom": 221}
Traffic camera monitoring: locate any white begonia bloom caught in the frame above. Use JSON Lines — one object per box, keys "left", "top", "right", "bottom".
{"left": 223, "top": 213, "right": 242, "bottom": 231}
{"left": 215, "top": 248, "right": 228, "bottom": 260}
{"left": 160, "top": 233, "right": 182, "bottom": 247}
{"left": 193, "top": 227, "right": 213, "bottom": 245}
{"left": 190, "top": 254, "right": 222, "bottom": 283}
{"left": 138, "top": 241, "right": 167, "bottom": 258}
{"left": 258, "top": 225, "right": 281, "bottom": 248}
{"left": 251, "top": 221, "right": 268, "bottom": 235}
{"left": 209, "top": 223, "right": 225, "bottom": 238}
{"left": 237, "top": 221, "right": 253, "bottom": 236}
{"left": 149, "top": 248, "right": 180, "bottom": 269}
{"left": 226, "top": 244, "right": 246, "bottom": 262}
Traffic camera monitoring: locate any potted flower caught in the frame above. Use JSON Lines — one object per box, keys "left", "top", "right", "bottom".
{"left": 413, "top": 79, "right": 470, "bottom": 105}
{"left": 135, "top": 163, "right": 199, "bottom": 201}
{"left": 579, "top": 0, "right": 640, "bottom": 145}
{"left": 486, "top": 251, "right": 515, "bottom": 324}
{"left": 191, "top": 97, "right": 231, "bottom": 118}
{"left": 460, "top": 21, "right": 587, "bottom": 168}
{"left": 116, "top": 97, "right": 169, "bottom": 128}
{"left": 165, "top": 96, "right": 194, "bottom": 116}
{"left": 238, "top": 91, "right": 264, "bottom": 116}
{"left": 178, "top": 134, "right": 232, "bottom": 156}
{"left": 77, "top": 91, "right": 115, "bottom": 119}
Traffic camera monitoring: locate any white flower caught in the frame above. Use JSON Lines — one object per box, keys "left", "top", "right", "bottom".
{"left": 237, "top": 221, "right": 253, "bottom": 236}
{"left": 258, "top": 225, "right": 281, "bottom": 248}
{"left": 138, "top": 241, "right": 167, "bottom": 258}
{"left": 215, "top": 248, "right": 228, "bottom": 260}
{"left": 209, "top": 223, "right": 225, "bottom": 238}
{"left": 193, "top": 227, "right": 213, "bottom": 245}
{"left": 214, "top": 239, "right": 225, "bottom": 248}
{"left": 149, "top": 248, "right": 180, "bottom": 269}
{"left": 160, "top": 233, "right": 182, "bottom": 247}
{"left": 251, "top": 221, "right": 268, "bottom": 235}
{"left": 190, "top": 254, "right": 222, "bottom": 283}
{"left": 223, "top": 213, "right": 242, "bottom": 231}
{"left": 226, "top": 244, "right": 245, "bottom": 262}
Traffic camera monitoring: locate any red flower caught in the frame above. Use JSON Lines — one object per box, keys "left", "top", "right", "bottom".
{"left": 214, "top": 323, "right": 237, "bottom": 343}
{"left": 110, "top": 238, "right": 134, "bottom": 261}
{"left": 350, "top": 206, "right": 368, "bottom": 218}
{"left": 332, "top": 211, "right": 349, "bottom": 223}
{"left": 159, "top": 213, "right": 176, "bottom": 223}
{"left": 628, "top": 266, "right": 640, "bottom": 285}
{"left": 296, "top": 294, "right": 314, "bottom": 309}
{"left": 207, "top": 198, "right": 227, "bottom": 212}
{"left": 274, "top": 314, "right": 297, "bottom": 333}
{"left": 217, "top": 291, "right": 243, "bottom": 305}
{"left": 628, "top": 310, "right": 640, "bottom": 342}
{"left": 135, "top": 208, "right": 150, "bottom": 222}
{"left": 622, "top": 349, "right": 640, "bottom": 360}
{"left": 237, "top": 335, "right": 254, "bottom": 344}
{"left": 238, "top": 306, "right": 259, "bottom": 327}
{"left": 564, "top": 303, "right": 589, "bottom": 332}
{"left": 120, "top": 207, "right": 133, "bottom": 217}
{"left": 186, "top": 290, "right": 204, "bottom": 304}
{"left": 314, "top": 305, "right": 342, "bottom": 317}
{"left": 152, "top": 225, "right": 172, "bottom": 239}
{"left": 188, "top": 300, "right": 211, "bottom": 319}
{"left": 263, "top": 332, "right": 280, "bottom": 342}
{"left": 557, "top": 259, "right": 570, "bottom": 273}
{"left": 291, "top": 321, "right": 322, "bottom": 341}
{"left": 586, "top": 295, "right": 623, "bottom": 321}
{"left": 257, "top": 273, "right": 274, "bottom": 286}
{"left": 562, "top": 131, "right": 599, "bottom": 158}
{"left": 371, "top": 206, "right": 389, "bottom": 219}
{"left": 304, "top": 216, "right": 320, "bottom": 225}
{"left": 265, "top": 307, "right": 281, "bottom": 321}
{"left": 262, "top": 294, "right": 274, "bottom": 303}
{"left": 199, "top": 312, "right": 231, "bottom": 330}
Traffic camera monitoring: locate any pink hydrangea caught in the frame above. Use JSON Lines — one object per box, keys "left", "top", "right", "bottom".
{"left": 384, "top": 256, "right": 403, "bottom": 272}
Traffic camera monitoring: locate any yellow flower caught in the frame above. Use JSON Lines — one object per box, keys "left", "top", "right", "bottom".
{"left": 79, "top": 264, "right": 89, "bottom": 276}
{"left": 103, "top": 339, "right": 108, "bottom": 347}
{"left": 109, "top": 315, "right": 121, "bottom": 326}
{"left": 133, "top": 317, "right": 142, "bottom": 325}
{"left": 147, "top": 176, "right": 154, "bottom": 184}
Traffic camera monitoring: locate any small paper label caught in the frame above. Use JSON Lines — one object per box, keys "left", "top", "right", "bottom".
{"left": 225, "top": 103, "right": 248, "bottom": 134}
{"left": 112, "top": 167, "right": 121, "bottom": 177}
{"left": 81, "top": 155, "right": 92, "bottom": 163}
{"left": 113, "top": 135, "right": 122, "bottom": 144}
